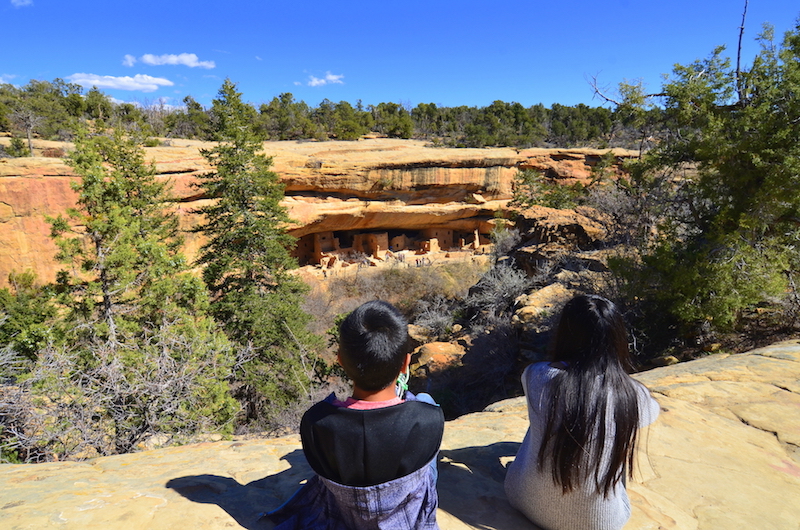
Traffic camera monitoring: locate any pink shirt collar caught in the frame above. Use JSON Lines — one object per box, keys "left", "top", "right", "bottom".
{"left": 333, "top": 396, "right": 404, "bottom": 410}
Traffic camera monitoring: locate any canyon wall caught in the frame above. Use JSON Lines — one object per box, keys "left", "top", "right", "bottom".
{"left": 0, "top": 137, "right": 636, "bottom": 288}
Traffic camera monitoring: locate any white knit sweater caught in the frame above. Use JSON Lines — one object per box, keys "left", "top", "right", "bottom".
{"left": 504, "top": 363, "right": 660, "bottom": 530}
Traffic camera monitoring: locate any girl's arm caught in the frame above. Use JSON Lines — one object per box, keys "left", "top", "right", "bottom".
{"left": 635, "top": 381, "right": 660, "bottom": 427}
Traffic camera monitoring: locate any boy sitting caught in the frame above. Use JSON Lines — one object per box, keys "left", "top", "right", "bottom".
{"left": 268, "top": 300, "right": 445, "bottom": 529}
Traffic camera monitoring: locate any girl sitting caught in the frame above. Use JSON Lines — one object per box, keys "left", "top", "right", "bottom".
{"left": 505, "top": 294, "right": 660, "bottom": 530}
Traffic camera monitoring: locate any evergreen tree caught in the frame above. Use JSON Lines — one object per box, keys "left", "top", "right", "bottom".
{"left": 22, "top": 128, "right": 239, "bottom": 459}
{"left": 49, "top": 129, "right": 191, "bottom": 340}
{"left": 165, "top": 96, "right": 212, "bottom": 139}
{"left": 0, "top": 82, "right": 14, "bottom": 132}
{"left": 313, "top": 98, "right": 338, "bottom": 138}
{"left": 411, "top": 102, "right": 443, "bottom": 138}
{"left": 84, "top": 87, "right": 113, "bottom": 123}
{"left": 0, "top": 271, "right": 58, "bottom": 360}
{"left": 112, "top": 102, "right": 148, "bottom": 133}
{"left": 372, "top": 102, "right": 414, "bottom": 138}
{"left": 612, "top": 20, "right": 800, "bottom": 340}
{"left": 332, "top": 100, "right": 372, "bottom": 140}
{"left": 463, "top": 101, "right": 546, "bottom": 147}
{"left": 257, "top": 93, "right": 319, "bottom": 140}
{"left": 194, "top": 79, "right": 320, "bottom": 423}
{"left": 5, "top": 79, "right": 81, "bottom": 144}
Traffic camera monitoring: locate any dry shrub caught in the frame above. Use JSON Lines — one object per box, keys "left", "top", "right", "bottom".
{"left": 465, "top": 261, "right": 532, "bottom": 329}
{"left": 41, "top": 147, "right": 66, "bottom": 158}
{"left": 1, "top": 323, "right": 238, "bottom": 462}
{"left": 413, "top": 295, "right": 456, "bottom": 341}
{"left": 302, "top": 259, "right": 489, "bottom": 354}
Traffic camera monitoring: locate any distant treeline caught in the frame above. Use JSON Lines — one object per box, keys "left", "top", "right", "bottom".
{"left": 0, "top": 78, "right": 662, "bottom": 151}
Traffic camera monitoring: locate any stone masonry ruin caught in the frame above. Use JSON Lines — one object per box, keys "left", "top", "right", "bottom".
{"left": 292, "top": 227, "right": 492, "bottom": 269}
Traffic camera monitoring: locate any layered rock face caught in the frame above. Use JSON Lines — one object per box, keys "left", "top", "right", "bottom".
{"left": 0, "top": 138, "right": 635, "bottom": 288}
{"left": 1, "top": 340, "right": 798, "bottom": 529}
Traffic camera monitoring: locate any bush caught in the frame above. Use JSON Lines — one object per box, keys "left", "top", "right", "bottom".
{"left": 413, "top": 295, "right": 456, "bottom": 341}
{"left": 41, "top": 147, "right": 65, "bottom": 158}
{"left": 0, "top": 342, "right": 28, "bottom": 382}
{"left": 6, "top": 137, "right": 28, "bottom": 157}
{"left": 605, "top": 23, "right": 800, "bottom": 343}
{"left": 302, "top": 259, "right": 489, "bottom": 358}
{"left": 490, "top": 226, "right": 521, "bottom": 260}
{"left": 1, "top": 320, "right": 238, "bottom": 462}
{"left": 465, "top": 261, "right": 532, "bottom": 328}
{"left": 0, "top": 271, "right": 58, "bottom": 361}
{"left": 511, "top": 169, "right": 586, "bottom": 210}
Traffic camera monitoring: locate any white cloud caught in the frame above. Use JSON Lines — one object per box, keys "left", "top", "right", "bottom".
{"left": 308, "top": 72, "right": 345, "bottom": 87}
{"left": 255, "top": 56, "right": 262, "bottom": 61}
{"left": 11, "top": 0, "right": 33, "bottom": 7}
{"left": 66, "top": 73, "right": 174, "bottom": 92}
{"left": 0, "top": 74, "right": 17, "bottom": 84}
{"left": 140, "top": 53, "right": 215, "bottom": 69}
{"left": 122, "top": 54, "right": 137, "bottom": 67}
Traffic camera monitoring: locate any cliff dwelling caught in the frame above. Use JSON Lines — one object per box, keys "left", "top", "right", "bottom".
{"left": 0, "top": 138, "right": 637, "bottom": 288}
{"left": 292, "top": 227, "right": 493, "bottom": 269}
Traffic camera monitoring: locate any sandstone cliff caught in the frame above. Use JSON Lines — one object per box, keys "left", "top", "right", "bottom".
{"left": 1, "top": 340, "right": 798, "bottom": 529}
{"left": 0, "top": 138, "right": 635, "bottom": 288}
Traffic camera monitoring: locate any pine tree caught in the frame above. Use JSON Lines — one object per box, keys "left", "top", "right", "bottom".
{"left": 195, "top": 79, "right": 320, "bottom": 423}
{"left": 32, "top": 129, "right": 238, "bottom": 458}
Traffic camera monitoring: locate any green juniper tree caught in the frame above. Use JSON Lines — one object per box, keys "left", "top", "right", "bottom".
{"left": 164, "top": 96, "right": 213, "bottom": 140}
{"left": 49, "top": 129, "right": 193, "bottom": 340}
{"left": 0, "top": 271, "right": 58, "bottom": 360}
{"left": 24, "top": 129, "right": 239, "bottom": 459}
{"left": 607, "top": 18, "right": 800, "bottom": 344}
{"left": 372, "top": 102, "right": 414, "bottom": 139}
{"left": 2, "top": 79, "right": 82, "bottom": 146}
{"left": 194, "top": 79, "right": 321, "bottom": 425}
{"left": 332, "top": 100, "right": 372, "bottom": 140}
{"left": 257, "top": 93, "right": 320, "bottom": 140}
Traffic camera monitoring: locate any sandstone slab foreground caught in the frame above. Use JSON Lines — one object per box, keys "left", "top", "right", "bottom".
{"left": 1, "top": 340, "right": 799, "bottom": 529}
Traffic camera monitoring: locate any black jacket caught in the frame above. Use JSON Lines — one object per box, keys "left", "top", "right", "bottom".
{"left": 300, "top": 399, "right": 444, "bottom": 487}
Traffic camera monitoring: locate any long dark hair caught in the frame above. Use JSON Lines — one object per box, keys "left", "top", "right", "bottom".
{"left": 538, "top": 294, "right": 641, "bottom": 497}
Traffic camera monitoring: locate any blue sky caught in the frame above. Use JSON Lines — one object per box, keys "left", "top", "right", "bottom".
{"left": 2, "top": 0, "right": 798, "bottom": 110}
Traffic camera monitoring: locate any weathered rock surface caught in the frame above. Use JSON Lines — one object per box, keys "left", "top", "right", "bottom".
{"left": 510, "top": 205, "right": 613, "bottom": 282}
{"left": 0, "top": 138, "right": 635, "bottom": 288}
{"left": 411, "top": 341, "right": 466, "bottom": 375}
{"left": 2, "top": 340, "right": 799, "bottom": 529}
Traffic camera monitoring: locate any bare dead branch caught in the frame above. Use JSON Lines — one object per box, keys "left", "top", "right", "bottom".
{"left": 736, "top": 0, "right": 750, "bottom": 103}
{"left": 588, "top": 74, "right": 623, "bottom": 106}
{"left": 587, "top": 74, "right": 666, "bottom": 107}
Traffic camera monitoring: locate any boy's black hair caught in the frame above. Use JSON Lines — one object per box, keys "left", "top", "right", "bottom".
{"left": 338, "top": 300, "right": 409, "bottom": 392}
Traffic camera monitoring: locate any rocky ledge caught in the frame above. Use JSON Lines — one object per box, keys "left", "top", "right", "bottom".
{"left": 1, "top": 340, "right": 799, "bottom": 529}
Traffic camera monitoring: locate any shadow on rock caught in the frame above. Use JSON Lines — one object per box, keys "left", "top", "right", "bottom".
{"left": 414, "top": 324, "right": 527, "bottom": 420}
{"left": 437, "top": 441, "right": 539, "bottom": 529}
{"left": 168, "top": 444, "right": 537, "bottom": 529}
{"left": 166, "top": 448, "right": 309, "bottom": 530}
